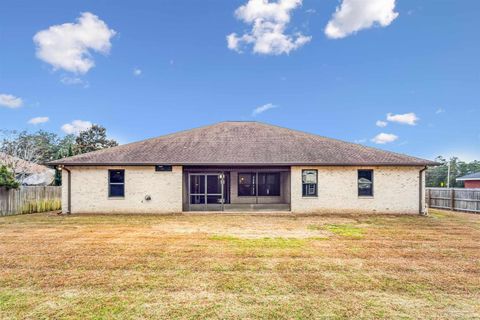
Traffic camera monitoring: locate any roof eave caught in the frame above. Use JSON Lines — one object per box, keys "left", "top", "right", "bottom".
{"left": 48, "top": 161, "right": 438, "bottom": 167}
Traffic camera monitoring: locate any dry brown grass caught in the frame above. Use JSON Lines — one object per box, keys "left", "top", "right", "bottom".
{"left": 1, "top": 209, "right": 479, "bottom": 319}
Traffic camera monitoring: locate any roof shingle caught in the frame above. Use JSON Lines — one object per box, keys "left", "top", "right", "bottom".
{"left": 50, "top": 121, "right": 437, "bottom": 166}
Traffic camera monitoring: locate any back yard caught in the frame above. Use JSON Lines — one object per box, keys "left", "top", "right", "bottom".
{"left": 1, "top": 210, "right": 479, "bottom": 319}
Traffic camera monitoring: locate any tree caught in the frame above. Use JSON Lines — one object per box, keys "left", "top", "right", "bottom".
{"left": 0, "top": 130, "right": 43, "bottom": 181}
{"left": 55, "top": 134, "right": 76, "bottom": 159}
{"left": 426, "top": 156, "right": 480, "bottom": 188}
{"left": 0, "top": 165, "right": 20, "bottom": 189}
{"left": 75, "top": 125, "right": 118, "bottom": 154}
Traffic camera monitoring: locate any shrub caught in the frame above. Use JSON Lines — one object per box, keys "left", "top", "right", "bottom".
{"left": 0, "top": 165, "right": 19, "bottom": 189}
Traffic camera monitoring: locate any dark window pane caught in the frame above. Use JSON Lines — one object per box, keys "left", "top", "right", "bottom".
{"left": 238, "top": 173, "right": 255, "bottom": 196}
{"left": 238, "top": 184, "right": 255, "bottom": 196}
{"left": 207, "top": 175, "right": 221, "bottom": 194}
{"left": 109, "top": 184, "right": 124, "bottom": 197}
{"left": 155, "top": 165, "right": 172, "bottom": 172}
{"left": 190, "top": 195, "right": 205, "bottom": 204}
{"left": 109, "top": 170, "right": 124, "bottom": 183}
{"left": 258, "top": 173, "right": 280, "bottom": 196}
{"left": 190, "top": 175, "right": 205, "bottom": 194}
{"left": 207, "top": 195, "right": 222, "bottom": 204}
{"left": 302, "top": 184, "right": 317, "bottom": 197}
{"left": 238, "top": 173, "right": 253, "bottom": 185}
{"left": 358, "top": 170, "right": 373, "bottom": 196}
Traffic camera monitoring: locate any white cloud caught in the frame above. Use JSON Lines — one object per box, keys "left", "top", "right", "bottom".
{"left": 386, "top": 112, "right": 419, "bottom": 125}
{"left": 61, "top": 120, "right": 92, "bottom": 134}
{"left": 28, "top": 116, "right": 49, "bottom": 125}
{"left": 252, "top": 103, "right": 278, "bottom": 116}
{"left": 376, "top": 120, "right": 387, "bottom": 127}
{"left": 33, "top": 12, "right": 116, "bottom": 74}
{"left": 227, "top": 0, "right": 311, "bottom": 55}
{"left": 325, "top": 0, "right": 399, "bottom": 39}
{"left": 0, "top": 94, "right": 23, "bottom": 108}
{"left": 60, "top": 76, "right": 89, "bottom": 87}
{"left": 371, "top": 133, "right": 398, "bottom": 144}
{"left": 133, "top": 68, "right": 142, "bottom": 76}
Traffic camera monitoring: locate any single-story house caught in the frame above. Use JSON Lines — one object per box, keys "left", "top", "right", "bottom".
{"left": 456, "top": 172, "right": 480, "bottom": 188}
{"left": 50, "top": 121, "right": 437, "bottom": 214}
{"left": 0, "top": 152, "right": 55, "bottom": 186}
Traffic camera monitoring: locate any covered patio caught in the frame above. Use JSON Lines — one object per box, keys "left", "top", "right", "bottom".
{"left": 182, "top": 166, "right": 291, "bottom": 212}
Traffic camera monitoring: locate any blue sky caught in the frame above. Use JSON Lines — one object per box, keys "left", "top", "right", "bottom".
{"left": 1, "top": 0, "right": 479, "bottom": 161}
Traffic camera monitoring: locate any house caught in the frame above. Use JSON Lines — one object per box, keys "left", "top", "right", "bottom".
{"left": 456, "top": 172, "right": 480, "bottom": 188}
{"left": 0, "top": 152, "right": 55, "bottom": 186}
{"left": 50, "top": 121, "right": 437, "bottom": 214}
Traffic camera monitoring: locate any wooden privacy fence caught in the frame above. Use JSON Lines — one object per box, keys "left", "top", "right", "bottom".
{"left": 427, "top": 188, "right": 480, "bottom": 213}
{"left": 0, "top": 186, "right": 61, "bottom": 216}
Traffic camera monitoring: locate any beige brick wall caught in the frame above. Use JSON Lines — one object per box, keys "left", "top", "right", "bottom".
{"left": 290, "top": 166, "right": 425, "bottom": 214}
{"left": 62, "top": 166, "right": 182, "bottom": 214}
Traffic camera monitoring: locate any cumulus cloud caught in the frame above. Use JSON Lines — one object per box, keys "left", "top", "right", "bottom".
{"left": 0, "top": 94, "right": 23, "bottom": 108}
{"left": 227, "top": 0, "right": 311, "bottom": 55}
{"left": 325, "top": 0, "right": 399, "bottom": 39}
{"left": 28, "top": 117, "right": 49, "bottom": 125}
{"left": 252, "top": 103, "right": 278, "bottom": 116}
{"left": 371, "top": 133, "right": 398, "bottom": 144}
{"left": 33, "top": 12, "right": 116, "bottom": 74}
{"left": 386, "top": 112, "right": 419, "bottom": 125}
{"left": 376, "top": 120, "right": 387, "bottom": 127}
{"left": 61, "top": 120, "right": 92, "bottom": 134}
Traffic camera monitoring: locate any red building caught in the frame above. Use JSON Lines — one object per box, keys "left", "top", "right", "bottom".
{"left": 456, "top": 172, "right": 480, "bottom": 188}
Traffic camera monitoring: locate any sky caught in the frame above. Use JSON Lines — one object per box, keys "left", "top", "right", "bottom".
{"left": 1, "top": 0, "right": 479, "bottom": 161}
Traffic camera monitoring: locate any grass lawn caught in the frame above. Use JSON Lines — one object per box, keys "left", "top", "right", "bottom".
{"left": 1, "top": 210, "right": 479, "bottom": 319}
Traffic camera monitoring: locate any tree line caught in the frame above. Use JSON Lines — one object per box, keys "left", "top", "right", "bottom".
{"left": 0, "top": 125, "right": 118, "bottom": 187}
{"left": 426, "top": 156, "right": 480, "bottom": 188}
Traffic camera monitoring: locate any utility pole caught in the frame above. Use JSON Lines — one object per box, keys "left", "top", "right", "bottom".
{"left": 446, "top": 160, "right": 451, "bottom": 188}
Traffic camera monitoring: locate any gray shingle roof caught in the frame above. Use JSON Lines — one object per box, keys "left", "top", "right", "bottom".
{"left": 456, "top": 172, "right": 480, "bottom": 180}
{"left": 50, "top": 121, "right": 437, "bottom": 166}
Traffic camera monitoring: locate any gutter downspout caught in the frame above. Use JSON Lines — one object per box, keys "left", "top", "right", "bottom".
{"left": 63, "top": 166, "right": 72, "bottom": 214}
{"left": 419, "top": 166, "right": 427, "bottom": 215}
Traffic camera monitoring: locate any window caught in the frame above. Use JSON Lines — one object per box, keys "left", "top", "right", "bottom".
{"left": 257, "top": 173, "right": 280, "bottom": 196}
{"left": 358, "top": 170, "right": 373, "bottom": 197}
{"left": 155, "top": 165, "right": 172, "bottom": 172}
{"left": 238, "top": 173, "right": 255, "bottom": 196}
{"left": 109, "top": 170, "right": 125, "bottom": 198}
{"left": 302, "top": 170, "right": 317, "bottom": 197}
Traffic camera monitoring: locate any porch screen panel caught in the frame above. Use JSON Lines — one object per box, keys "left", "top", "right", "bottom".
{"left": 190, "top": 175, "right": 205, "bottom": 204}
{"left": 238, "top": 173, "right": 255, "bottom": 196}
{"left": 257, "top": 173, "right": 280, "bottom": 196}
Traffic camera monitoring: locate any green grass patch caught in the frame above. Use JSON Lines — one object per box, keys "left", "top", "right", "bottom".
{"left": 209, "top": 235, "right": 307, "bottom": 249}
{"left": 324, "top": 224, "right": 364, "bottom": 238}
{"left": 429, "top": 210, "right": 449, "bottom": 219}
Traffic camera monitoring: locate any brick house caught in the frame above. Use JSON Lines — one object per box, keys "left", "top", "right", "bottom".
{"left": 50, "top": 121, "right": 437, "bottom": 214}
{"left": 456, "top": 172, "right": 480, "bottom": 188}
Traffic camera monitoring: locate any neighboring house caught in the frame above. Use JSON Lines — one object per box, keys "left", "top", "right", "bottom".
{"left": 456, "top": 172, "right": 480, "bottom": 188}
{"left": 50, "top": 121, "right": 437, "bottom": 214}
{"left": 0, "top": 152, "right": 55, "bottom": 186}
